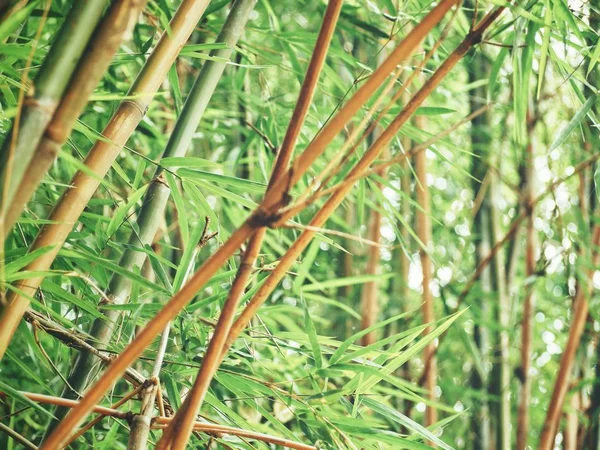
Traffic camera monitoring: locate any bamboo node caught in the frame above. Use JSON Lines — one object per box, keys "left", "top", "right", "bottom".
{"left": 99, "top": 295, "right": 117, "bottom": 306}
{"left": 122, "top": 99, "right": 148, "bottom": 118}
{"left": 247, "top": 207, "right": 284, "bottom": 229}
{"left": 152, "top": 172, "right": 169, "bottom": 187}
{"left": 23, "top": 94, "right": 56, "bottom": 115}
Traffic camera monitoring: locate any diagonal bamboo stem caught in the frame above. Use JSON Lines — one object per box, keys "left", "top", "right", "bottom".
{"left": 157, "top": 2, "right": 344, "bottom": 448}
{"left": 0, "top": 1, "right": 109, "bottom": 224}
{"left": 0, "top": 0, "right": 147, "bottom": 359}
{"left": 39, "top": 3, "right": 457, "bottom": 445}
{"left": 4, "top": 0, "right": 148, "bottom": 232}
{"left": 538, "top": 228, "right": 600, "bottom": 449}
{"left": 0, "top": 422, "right": 37, "bottom": 450}
{"left": 220, "top": 5, "right": 507, "bottom": 368}
{"left": 0, "top": 0, "right": 213, "bottom": 361}
{"left": 48, "top": 0, "right": 256, "bottom": 433}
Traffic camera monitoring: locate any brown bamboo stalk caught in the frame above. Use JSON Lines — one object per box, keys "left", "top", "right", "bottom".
{"left": 516, "top": 125, "right": 536, "bottom": 450}
{"left": 360, "top": 199, "right": 383, "bottom": 345}
{"left": 3, "top": 0, "right": 147, "bottom": 233}
{"left": 158, "top": 2, "right": 344, "bottom": 448}
{"left": 221, "top": 6, "right": 508, "bottom": 363}
{"left": 360, "top": 43, "right": 392, "bottom": 347}
{"left": 538, "top": 228, "right": 600, "bottom": 449}
{"left": 39, "top": 4, "right": 459, "bottom": 445}
{"left": 414, "top": 111, "right": 437, "bottom": 428}
{"left": 0, "top": 0, "right": 212, "bottom": 360}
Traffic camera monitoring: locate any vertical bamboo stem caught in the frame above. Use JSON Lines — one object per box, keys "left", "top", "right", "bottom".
{"left": 0, "top": 0, "right": 212, "bottom": 361}
{"left": 0, "top": 1, "right": 109, "bottom": 223}
{"left": 414, "top": 111, "right": 437, "bottom": 428}
{"left": 516, "top": 126, "right": 536, "bottom": 450}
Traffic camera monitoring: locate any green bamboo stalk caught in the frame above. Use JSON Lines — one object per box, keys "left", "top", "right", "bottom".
{"left": 468, "top": 48, "right": 492, "bottom": 450}
{"left": 0, "top": 1, "right": 109, "bottom": 224}
{"left": 3, "top": 0, "right": 147, "bottom": 233}
{"left": 55, "top": 0, "right": 256, "bottom": 424}
{"left": 0, "top": 0, "right": 213, "bottom": 362}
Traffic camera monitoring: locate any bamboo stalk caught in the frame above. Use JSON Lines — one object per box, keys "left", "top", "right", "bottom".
{"left": 159, "top": 2, "right": 343, "bottom": 448}
{"left": 0, "top": 0, "right": 146, "bottom": 359}
{"left": 4, "top": 0, "right": 146, "bottom": 232}
{"left": 360, "top": 43, "right": 391, "bottom": 348}
{"left": 414, "top": 111, "right": 437, "bottom": 428}
{"left": 516, "top": 120, "right": 536, "bottom": 450}
{"left": 221, "top": 6, "right": 507, "bottom": 365}
{"left": 39, "top": 4, "right": 457, "bottom": 445}
{"left": 50, "top": 0, "right": 255, "bottom": 431}
{"left": 538, "top": 228, "right": 600, "bottom": 449}
{"left": 0, "top": 0, "right": 213, "bottom": 361}
{"left": 0, "top": 422, "right": 37, "bottom": 450}
{"left": 468, "top": 50, "right": 492, "bottom": 448}
{"left": 0, "top": 1, "right": 109, "bottom": 223}
{"left": 127, "top": 242, "right": 203, "bottom": 450}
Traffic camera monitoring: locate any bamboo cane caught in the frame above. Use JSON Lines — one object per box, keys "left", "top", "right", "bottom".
{"left": 414, "top": 111, "right": 437, "bottom": 428}
{"left": 157, "top": 3, "right": 344, "bottom": 447}
{"left": 516, "top": 119, "right": 536, "bottom": 450}
{"left": 0, "top": 1, "right": 109, "bottom": 224}
{"left": 39, "top": 3, "right": 457, "bottom": 445}
{"left": 3, "top": 0, "right": 146, "bottom": 232}
{"left": 0, "top": 0, "right": 213, "bottom": 361}
{"left": 0, "top": 0, "right": 146, "bottom": 356}
{"left": 538, "top": 227, "right": 600, "bottom": 449}
{"left": 49, "top": 0, "right": 255, "bottom": 432}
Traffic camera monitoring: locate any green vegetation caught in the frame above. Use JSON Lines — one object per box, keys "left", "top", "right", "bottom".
{"left": 0, "top": 0, "right": 599, "bottom": 449}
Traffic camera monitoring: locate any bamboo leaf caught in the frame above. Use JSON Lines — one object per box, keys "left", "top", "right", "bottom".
{"left": 549, "top": 95, "right": 597, "bottom": 151}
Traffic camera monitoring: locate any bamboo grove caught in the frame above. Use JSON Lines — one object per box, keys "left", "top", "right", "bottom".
{"left": 0, "top": 0, "right": 599, "bottom": 449}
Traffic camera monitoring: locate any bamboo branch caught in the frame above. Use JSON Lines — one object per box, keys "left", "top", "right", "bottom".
{"left": 0, "top": 422, "right": 37, "bottom": 450}
{"left": 0, "top": 1, "right": 109, "bottom": 225}
{"left": 158, "top": 2, "right": 344, "bottom": 448}
{"left": 38, "top": 3, "right": 458, "bottom": 446}
{"left": 6, "top": 391, "right": 315, "bottom": 450}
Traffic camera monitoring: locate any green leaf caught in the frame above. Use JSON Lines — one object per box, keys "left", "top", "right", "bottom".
{"left": 549, "top": 95, "right": 597, "bottom": 151}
